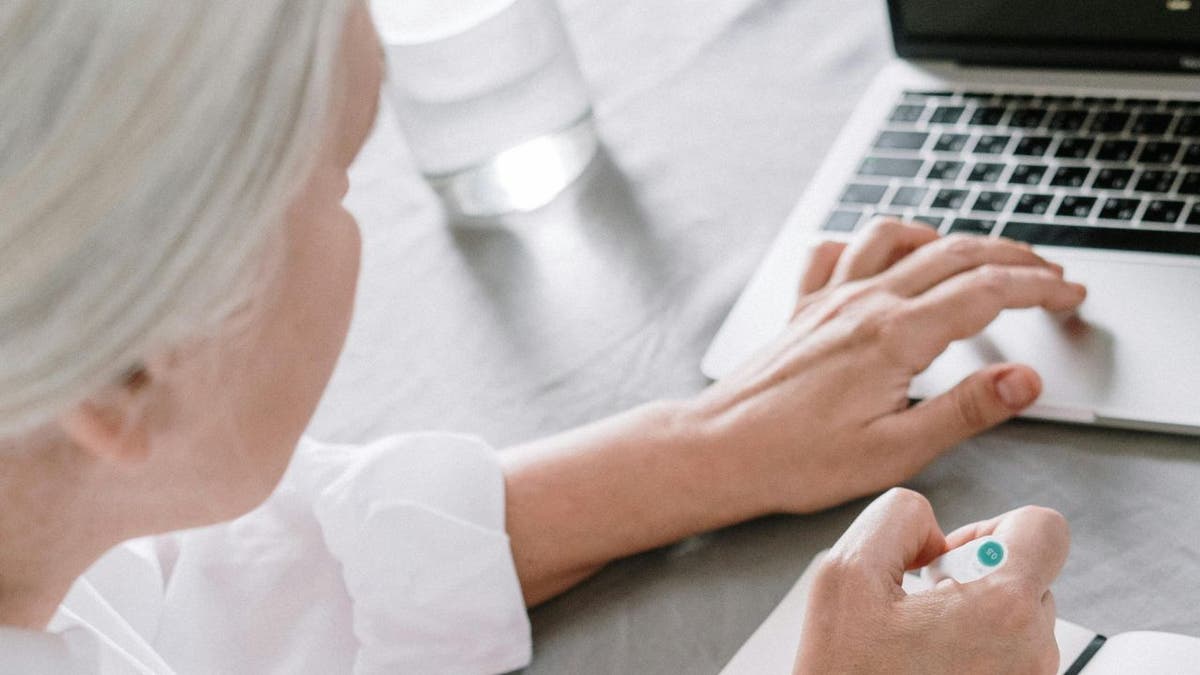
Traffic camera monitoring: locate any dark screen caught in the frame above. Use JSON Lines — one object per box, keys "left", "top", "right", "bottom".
{"left": 895, "top": 0, "right": 1200, "bottom": 47}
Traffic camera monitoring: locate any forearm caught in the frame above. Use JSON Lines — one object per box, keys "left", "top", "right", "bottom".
{"left": 502, "top": 400, "right": 765, "bottom": 606}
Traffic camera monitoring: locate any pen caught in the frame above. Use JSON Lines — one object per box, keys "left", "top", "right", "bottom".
{"left": 920, "top": 536, "right": 1008, "bottom": 584}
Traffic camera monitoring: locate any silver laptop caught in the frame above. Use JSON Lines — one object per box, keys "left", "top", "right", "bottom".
{"left": 703, "top": 0, "right": 1200, "bottom": 435}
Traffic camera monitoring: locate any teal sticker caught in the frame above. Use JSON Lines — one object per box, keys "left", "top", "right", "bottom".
{"left": 977, "top": 540, "right": 1005, "bottom": 567}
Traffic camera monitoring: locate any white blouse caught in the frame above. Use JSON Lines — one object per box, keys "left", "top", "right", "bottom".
{"left": 1, "top": 434, "right": 533, "bottom": 674}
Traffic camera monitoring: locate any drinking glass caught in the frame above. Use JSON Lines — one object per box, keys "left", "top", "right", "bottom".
{"left": 372, "top": 0, "right": 599, "bottom": 217}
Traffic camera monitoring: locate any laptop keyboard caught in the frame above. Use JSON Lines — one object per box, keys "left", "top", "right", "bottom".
{"left": 824, "top": 90, "right": 1200, "bottom": 256}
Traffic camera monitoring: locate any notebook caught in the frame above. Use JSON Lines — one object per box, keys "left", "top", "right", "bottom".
{"left": 721, "top": 551, "right": 1200, "bottom": 675}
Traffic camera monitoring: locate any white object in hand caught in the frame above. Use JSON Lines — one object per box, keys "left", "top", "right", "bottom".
{"left": 921, "top": 536, "right": 1008, "bottom": 584}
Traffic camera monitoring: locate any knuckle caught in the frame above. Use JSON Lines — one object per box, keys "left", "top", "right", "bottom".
{"left": 972, "top": 264, "right": 1011, "bottom": 296}
{"left": 953, "top": 385, "right": 992, "bottom": 430}
{"left": 814, "top": 550, "right": 869, "bottom": 588}
{"left": 989, "top": 584, "right": 1041, "bottom": 634}
{"left": 882, "top": 487, "right": 931, "bottom": 513}
{"left": 940, "top": 233, "right": 984, "bottom": 261}
{"left": 847, "top": 307, "right": 888, "bottom": 343}
{"left": 865, "top": 216, "right": 906, "bottom": 237}
{"left": 1019, "top": 505, "right": 1071, "bottom": 541}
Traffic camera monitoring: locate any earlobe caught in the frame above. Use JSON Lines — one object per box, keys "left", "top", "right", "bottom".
{"left": 59, "top": 395, "right": 152, "bottom": 464}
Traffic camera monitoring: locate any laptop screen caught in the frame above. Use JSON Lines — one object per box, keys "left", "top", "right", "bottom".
{"left": 888, "top": 0, "right": 1200, "bottom": 72}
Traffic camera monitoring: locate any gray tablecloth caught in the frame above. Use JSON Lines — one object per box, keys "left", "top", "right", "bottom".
{"left": 310, "top": 0, "right": 1200, "bottom": 671}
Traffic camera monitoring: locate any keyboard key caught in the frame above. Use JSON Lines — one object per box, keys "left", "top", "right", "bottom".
{"left": 913, "top": 214, "right": 945, "bottom": 228}
{"left": 973, "top": 135, "right": 1011, "bottom": 154}
{"left": 1093, "top": 168, "right": 1134, "bottom": 191}
{"left": 931, "top": 189, "right": 970, "bottom": 210}
{"left": 1008, "top": 108, "right": 1047, "bottom": 128}
{"left": 1009, "top": 164, "right": 1048, "bottom": 186}
{"left": 972, "top": 191, "right": 1011, "bottom": 212}
{"left": 1098, "top": 198, "right": 1142, "bottom": 221}
{"left": 1176, "top": 115, "right": 1200, "bottom": 138}
{"left": 1089, "top": 111, "right": 1130, "bottom": 134}
{"left": 967, "top": 163, "right": 1005, "bottom": 183}
{"left": 1143, "top": 199, "right": 1186, "bottom": 224}
{"left": 1125, "top": 98, "right": 1160, "bottom": 108}
{"left": 934, "top": 133, "right": 970, "bottom": 152}
{"left": 890, "top": 104, "right": 925, "bottom": 123}
{"left": 1132, "top": 113, "right": 1174, "bottom": 134}
{"left": 1055, "top": 137, "right": 1094, "bottom": 159}
{"left": 905, "top": 90, "right": 953, "bottom": 99}
{"left": 930, "top": 106, "right": 966, "bottom": 124}
{"left": 823, "top": 210, "right": 862, "bottom": 232}
{"left": 1013, "top": 136, "right": 1053, "bottom": 157}
{"left": 949, "top": 218, "right": 996, "bottom": 235}
{"left": 926, "top": 160, "right": 965, "bottom": 181}
{"left": 1014, "top": 193, "right": 1055, "bottom": 215}
{"left": 891, "top": 186, "right": 928, "bottom": 207}
{"left": 1043, "top": 95, "right": 1078, "bottom": 107}
{"left": 1047, "top": 110, "right": 1088, "bottom": 131}
{"left": 1187, "top": 203, "right": 1200, "bottom": 226}
{"left": 1179, "top": 173, "right": 1200, "bottom": 196}
{"left": 1050, "top": 166, "right": 1092, "bottom": 188}
{"left": 1096, "top": 140, "right": 1138, "bottom": 161}
{"left": 1182, "top": 144, "right": 1200, "bottom": 166}
{"left": 859, "top": 157, "right": 925, "bottom": 178}
{"left": 1002, "top": 221, "right": 1200, "bottom": 256}
{"left": 1138, "top": 141, "right": 1181, "bottom": 164}
{"left": 875, "top": 131, "right": 930, "bottom": 150}
{"left": 969, "top": 106, "right": 1006, "bottom": 126}
{"left": 1056, "top": 196, "right": 1097, "bottom": 218}
{"left": 1135, "top": 170, "right": 1179, "bottom": 193}
{"left": 841, "top": 183, "right": 888, "bottom": 205}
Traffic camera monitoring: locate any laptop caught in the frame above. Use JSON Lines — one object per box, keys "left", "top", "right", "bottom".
{"left": 702, "top": 0, "right": 1200, "bottom": 435}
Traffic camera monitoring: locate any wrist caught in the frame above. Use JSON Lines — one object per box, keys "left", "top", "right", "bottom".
{"left": 657, "top": 395, "right": 780, "bottom": 523}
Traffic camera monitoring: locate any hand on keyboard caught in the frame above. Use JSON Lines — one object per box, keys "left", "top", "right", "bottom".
{"left": 688, "top": 219, "right": 1086, "bottom": 514}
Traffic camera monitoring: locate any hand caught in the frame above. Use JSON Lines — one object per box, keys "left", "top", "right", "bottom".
{"left": 687, "top": 219, "right": 1086, "bottom": 513}
{"left": 795, "top": 489, "right": 1068, "bottom": 675}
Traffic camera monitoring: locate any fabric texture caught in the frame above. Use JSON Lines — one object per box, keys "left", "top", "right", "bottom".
{"left": 1, "top": 435, "right": 532, "bottom": 675}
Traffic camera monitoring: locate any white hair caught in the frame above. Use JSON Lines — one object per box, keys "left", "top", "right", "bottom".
{"left": 0, "top": 0, "right": 351, "bottom": 436}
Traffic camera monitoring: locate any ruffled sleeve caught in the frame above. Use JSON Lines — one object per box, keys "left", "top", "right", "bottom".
{"left": 306, "top": 433, "right": 532, "bottom": 675}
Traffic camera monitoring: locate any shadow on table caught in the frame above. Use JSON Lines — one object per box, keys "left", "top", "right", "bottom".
{"left": 447, "top": 148, "right": 675, "bottom": 316}
{"left": 442, "top": 148, "right": 695, "bottom": 390}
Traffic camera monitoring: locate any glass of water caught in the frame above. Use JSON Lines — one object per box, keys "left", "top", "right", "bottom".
{"left": 371, "top": 0, "right": 599, "bottom": 217}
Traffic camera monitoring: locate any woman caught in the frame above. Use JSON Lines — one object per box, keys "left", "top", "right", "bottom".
{"left": 1, "top": 0, "right": 1081, "bottom": 672}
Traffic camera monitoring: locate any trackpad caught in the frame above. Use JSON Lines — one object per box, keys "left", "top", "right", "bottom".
{"left": 910, "top": 253, "right": 1200, "bottom": 428}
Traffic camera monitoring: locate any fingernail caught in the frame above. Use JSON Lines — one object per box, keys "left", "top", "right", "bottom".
{"left": 1070, "top": 282, "right": 1087, "bottom": 299}
{"left": 996, "top": 369, "right": 1038, "bottom": 409}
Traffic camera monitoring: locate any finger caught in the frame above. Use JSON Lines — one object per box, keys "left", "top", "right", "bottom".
{"left": 880, "top": 234, "right": 1061, "bottom": 297}
{"left": 942, "top": 506, "right": 1070, "bottom": 592}
{"left": 798, "top": 241, "right": 847, "bottom": 295}
{"left": 829, "top": 488, "right": 947, "bottom": 586}
{"left": 877, "top": 364, "right": 1042, "bottom": 459}
{"left": 829, "top": 218, "right": 939, "bottom": 285}
{"left": 890, "top": 264, "right": 1087, "bottom": 373}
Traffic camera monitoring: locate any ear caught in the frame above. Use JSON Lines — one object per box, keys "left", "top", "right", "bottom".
{"left": 58, "top": 368, "right": 153, "bottom": 464}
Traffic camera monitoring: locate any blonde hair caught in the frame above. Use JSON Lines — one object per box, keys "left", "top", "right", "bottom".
{"left": 0, "top": 0, "right": 351, "bottom": 436}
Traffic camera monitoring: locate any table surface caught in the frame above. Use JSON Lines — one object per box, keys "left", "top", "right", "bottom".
{"left": 311, "top": 0, "right": 1200, "bottom": 671}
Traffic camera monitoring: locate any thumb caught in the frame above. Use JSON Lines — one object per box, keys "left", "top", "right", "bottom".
{"left": 886, "top": 364, "right": 1042, "bottom": 458}
{"left": 829, "top": 489, "right": 948, "bottom": 589}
